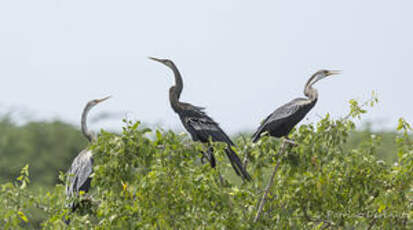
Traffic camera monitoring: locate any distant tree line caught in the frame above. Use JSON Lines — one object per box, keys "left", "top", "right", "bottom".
{"left": 0, "top": 115, "right": 403, "bottom": 188}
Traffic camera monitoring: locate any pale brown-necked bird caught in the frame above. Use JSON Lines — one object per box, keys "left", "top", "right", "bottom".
{"left": 252, "top": 70, "right": 340, "bottom": 142}
{"left": 65, "top": 96, "right": 111, "bottom": 223}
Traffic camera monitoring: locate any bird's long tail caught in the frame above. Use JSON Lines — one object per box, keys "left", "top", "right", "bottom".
{"left": 251, "top": 127, "right": 264, "bottom": 143}
{"left": 225, "top": 146, "right": 252, "bottom": 181}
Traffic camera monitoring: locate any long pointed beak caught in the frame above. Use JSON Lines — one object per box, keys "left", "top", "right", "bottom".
{"left": 96, "top": 95, "right": 112, "bottom": 103}
{"left": 327, "top": 70, "right": 341, "bottom": 76}
{"left": 148, "top": 56, "right": 163, "bottom": 63}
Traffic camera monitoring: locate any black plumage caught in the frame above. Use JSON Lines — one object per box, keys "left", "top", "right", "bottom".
{"left": 252, "top": 70, "right": 340, "bottom": 142}
{"left": 150, "top": 57, "right": 251, "bottom": 181}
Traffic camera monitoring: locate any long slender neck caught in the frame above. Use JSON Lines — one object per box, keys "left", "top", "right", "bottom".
{"left": 303, "top": 74, "right": 319, "bottom": 101}
{"left": 81, "top": 104, "right": 95, "bottom": 142}
{"left": 169, "top": 64, "right": 184, "bottom": 112}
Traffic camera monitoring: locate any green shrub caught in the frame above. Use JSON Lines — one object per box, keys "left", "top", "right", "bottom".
{"left": 1, "top": 99, "right": 411, "bottom": 229}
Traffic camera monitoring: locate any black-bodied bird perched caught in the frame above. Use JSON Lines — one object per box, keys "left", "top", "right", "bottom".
{"left": 252, "top": 70, "right": 340, "bottom": 142}
{"left": 149, "top": 57, "right": 251, "bottom": 181}
{"left": 64, "top": 96, "right": 111, "bottom": 223}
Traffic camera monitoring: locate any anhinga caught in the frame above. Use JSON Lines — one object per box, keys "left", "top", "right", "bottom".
{"left": 252, "top": 70, "right": 340, "bottom": 142}
{"left": 65, "top": 96, "right": 111, "bottom": 215}
{"left": 149, "top": 57, "right": 251, "bottom": 181}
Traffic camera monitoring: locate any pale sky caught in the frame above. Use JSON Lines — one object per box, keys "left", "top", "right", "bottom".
{"left": 0, "top": 1, "right": 412, "bottom": 134}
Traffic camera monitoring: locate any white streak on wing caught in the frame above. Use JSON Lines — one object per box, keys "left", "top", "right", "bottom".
{"left": 66, "top": 149, "right": 93, "bottom": 198}
{"left": 294, "top": 99, "right": 311, "bottom": 106}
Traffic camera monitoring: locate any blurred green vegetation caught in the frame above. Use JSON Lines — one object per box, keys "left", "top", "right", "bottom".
{"left": 0, "top": 104, "right": 411, "bottom": 229}
{"left": 346, "top": 127, "right": 399, "bottom": 163}
{"left": 0, "top": 115, "right": 404, "bottom": 189}
{"left": 0, "top": 95, "right": 411, "bottom": 229}
{"left": 0, "top": 116, "right": 87, "bottom": 187}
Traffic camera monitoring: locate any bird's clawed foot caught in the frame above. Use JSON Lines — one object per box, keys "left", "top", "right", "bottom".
{"left": 200, "top": 150, "right": 216, "bottom": 168}
{"left": 200, "top": 152, "right": 207, "bottom": 164}
{"left": 284, "top": 138, "right": 298, "bottom": 146}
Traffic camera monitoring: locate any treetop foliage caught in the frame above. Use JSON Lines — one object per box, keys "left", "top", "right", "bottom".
{"left": 0, "top": 97, "right": 412, "bottom": 229}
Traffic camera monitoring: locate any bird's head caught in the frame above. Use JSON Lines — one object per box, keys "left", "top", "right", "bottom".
{"left": 87, "top": 95, "right": 112, "bottom": 108}
{"left": 149, "top": 57, "right": 176, "bottom": 69}
{"left": 313, "top": 69, "right": 341, "bottom": 82}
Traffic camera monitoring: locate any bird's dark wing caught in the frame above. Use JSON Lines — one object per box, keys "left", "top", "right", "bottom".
{"left": 252, "top": 98, "right": 315, "bottom": 142}
{"left": 66, "top": 149, "right": 93, "bottom": 202}
{"left": 185, "top": 115, "right": 235, "bottom": 146}
{"left": 266, "top": 99, "right": 305, "bottom": 122}
{"left": 251, "top": 112, "right": 274, "bottom": 141}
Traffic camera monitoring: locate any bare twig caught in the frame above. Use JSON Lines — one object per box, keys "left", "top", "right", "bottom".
{"left": 367, "top": 217, "right": 377, "bottom": 230}
{"left": 302, "top": 204, "right": 334, "bottom": 229}
{"left": 240, "top": 135, "right": 249, "bottom": 169}
{"left": 254, "top": 140, "right": 288, "bottom": 223}
{"left": 242, "top": 150, "right": 249, "bottom": 170}
{"left": 217, "top": 171, "right": 225, "bottom": 187}
{"left": 284, "top": 138, "right": 297, "bottom": 146}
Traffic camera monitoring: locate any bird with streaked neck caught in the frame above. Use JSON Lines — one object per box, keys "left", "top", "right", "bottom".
{"left": 252, "top": 69, "right": 340, "bottom": 142}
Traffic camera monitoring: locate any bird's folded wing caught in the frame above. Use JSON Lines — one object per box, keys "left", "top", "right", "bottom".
{"left": 66, "top": 149, "right": 93, "bottom": 197}
{"left": 186, "top": 117, "right": 234, "bottom": 145}
{"left": 267, "top": 103, "right": 302, "bottom": 123}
